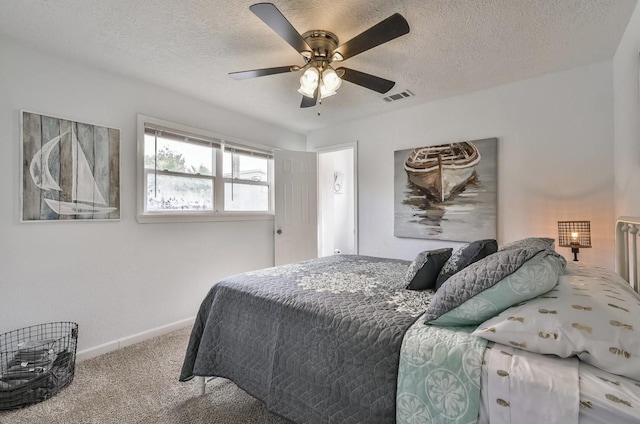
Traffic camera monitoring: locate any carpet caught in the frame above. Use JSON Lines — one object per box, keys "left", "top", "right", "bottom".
{"left": 0, "top": 326, "right": 290, "bottom": 424}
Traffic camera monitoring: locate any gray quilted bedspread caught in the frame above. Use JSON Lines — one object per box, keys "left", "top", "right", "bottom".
{"left": 180, "top": 255, "right": 432, "bottom": 423}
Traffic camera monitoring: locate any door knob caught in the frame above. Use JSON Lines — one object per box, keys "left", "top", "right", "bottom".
{"left": 276, "top": 229, "right": 282, "bottom": 234}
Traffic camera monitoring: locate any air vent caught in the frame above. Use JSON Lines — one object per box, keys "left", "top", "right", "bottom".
{"left": 382, "top": 90, "right": 414, "bottom": 102}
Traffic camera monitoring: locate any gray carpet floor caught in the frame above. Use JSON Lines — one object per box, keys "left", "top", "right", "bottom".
{"left": 0, "top": 326, "right": 290, "bottom": 424}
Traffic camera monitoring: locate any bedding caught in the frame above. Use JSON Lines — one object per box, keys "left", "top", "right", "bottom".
{"left": 435, "top": 239, "right": 498, "bottom": 290}
{"left": 497, "top": 237, "right": 555, "bottom": 251}
{"left": 397, "top": 319, "right": 487, "bottom": 424}
{"left": 477, "top": 341, "right": 640, "bottom": 424}
{"left": 479, "top": 344, "right": 580, "bottom": 424}
{"left": 473, "top": 263, "right": 640, "bottom": 380}
{"left": 424, "top": 248, "right": 566, "bottom": 326}
{"left": 181, "top": 239, "right": 640, "bottom": 424}
{"left": 405, "top": 248, "right": 452, "bottom": 290}
{"left": 578, "top": 361, "right": 640, "bottom": 424}
{"left": 180, "top": 255, "right": 430, "bottom": 423}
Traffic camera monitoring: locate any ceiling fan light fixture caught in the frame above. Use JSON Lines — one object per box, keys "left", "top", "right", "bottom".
{"left": 331, "top": 52, "right": 344, "bottom": 62}
{"left": 298, "top": 85, "right": 316, "bottom": 98}
{"left": 300, "top": 67, "right": 319, "bottom": 91}
{"left": 322, "top": 68, "right": 342, "bottom": 92}
{"left": 319, "top": 83, "right": 337, "bottom": 99}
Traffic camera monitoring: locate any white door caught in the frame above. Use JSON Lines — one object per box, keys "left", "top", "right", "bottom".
{"left": 274, "top": 150, "right": 318, "bottom": 266}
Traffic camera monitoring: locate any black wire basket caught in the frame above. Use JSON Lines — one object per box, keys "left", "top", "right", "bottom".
{"left": 0, "top": 322, "right": 78, "bottom": 410}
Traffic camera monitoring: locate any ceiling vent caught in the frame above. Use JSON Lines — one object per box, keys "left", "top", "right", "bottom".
{"left": 382, "top": 90, "right": 414, "bottom": 102}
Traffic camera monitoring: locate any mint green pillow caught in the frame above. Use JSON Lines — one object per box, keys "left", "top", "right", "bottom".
{"left": 427, "top": 250, "right": 565, "bottom": 326}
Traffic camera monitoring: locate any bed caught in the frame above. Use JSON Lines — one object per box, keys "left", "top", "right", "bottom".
{"left": 180, "top": 217, "right": 640, "bottom": 423}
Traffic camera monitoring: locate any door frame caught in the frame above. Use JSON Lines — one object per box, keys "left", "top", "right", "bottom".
{"left": 314, "top": 141, "right": 358, "bottom": 256}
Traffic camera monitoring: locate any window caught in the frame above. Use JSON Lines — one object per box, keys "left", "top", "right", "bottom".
{"left": 137, "top": 115, "right": 273, "bottom": 223}
{"left": 223, "top": 149, "right": 270, "bottom": 211}
{"left": 144, "top": 131, "right": 215, "bottom": 212}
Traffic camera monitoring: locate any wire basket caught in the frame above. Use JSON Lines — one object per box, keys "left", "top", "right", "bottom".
{"left": 0, "top": 322, "right": 78, "bottom": 410}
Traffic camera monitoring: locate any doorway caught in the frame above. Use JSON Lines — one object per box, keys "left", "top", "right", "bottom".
{"left": 316, "top": 142, "right": 358, "bottom": 257}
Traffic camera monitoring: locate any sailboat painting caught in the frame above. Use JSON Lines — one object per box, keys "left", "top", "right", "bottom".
{"left": 21, "top": 112, "right": 120, "bottom": 221}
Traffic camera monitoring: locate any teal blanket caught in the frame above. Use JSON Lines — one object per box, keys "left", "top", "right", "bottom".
{"left": 397, "top": 316, "right": 487, "bottom": 424}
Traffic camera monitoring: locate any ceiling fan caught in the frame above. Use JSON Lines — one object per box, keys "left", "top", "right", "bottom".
{"left": 229, "top": 3, "right": 410, "bottom": 108}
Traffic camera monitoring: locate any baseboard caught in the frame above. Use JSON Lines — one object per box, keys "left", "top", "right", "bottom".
{"left": 76, "top": 317, "right": 195, "bottom": 362}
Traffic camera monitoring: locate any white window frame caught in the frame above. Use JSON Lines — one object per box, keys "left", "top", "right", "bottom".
{"left": 136, "top": 115, "right": 274, "bottom": 223}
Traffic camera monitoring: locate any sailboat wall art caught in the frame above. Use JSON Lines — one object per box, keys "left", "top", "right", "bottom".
{"left": 394, "top": 137, "right": 497, "bottom": 242}
{"left": 21, "top": 112, "right": 120, "bottom": 221}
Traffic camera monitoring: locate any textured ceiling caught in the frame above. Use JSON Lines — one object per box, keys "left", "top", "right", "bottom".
{"left": 0, "top": 0, "right": 636, "bottom": 134}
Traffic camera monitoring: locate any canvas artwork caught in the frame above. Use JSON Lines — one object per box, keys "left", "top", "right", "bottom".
{"left": 21, "top": 111, "right": 120, "bottom": 221}
{"left": 394, "top": 138, "right": 497, "bottom": 242}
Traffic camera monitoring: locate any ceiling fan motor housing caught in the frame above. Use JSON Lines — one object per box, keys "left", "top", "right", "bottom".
{"left": 302, "top": 30, "right": 339, "bottom": 65}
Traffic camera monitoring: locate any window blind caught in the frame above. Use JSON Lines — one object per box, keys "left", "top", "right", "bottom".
{"left": 144, "top": 124, "right": 222, "bottom": 149}
{"left": 144, "top": 123, "right": 273, "bottom": 158}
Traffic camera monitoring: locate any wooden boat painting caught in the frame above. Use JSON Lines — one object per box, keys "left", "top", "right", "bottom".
{"left": 404, "top": 142, "right": 480, "bottom": 202}
{"left": 394, "top": 137, "right": 497, "bottom": 242}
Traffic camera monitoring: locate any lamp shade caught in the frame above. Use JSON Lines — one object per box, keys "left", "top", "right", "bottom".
{"left": 319, "top": 82, "right": 337, "bottom": 99}
{"left": 297, "top": 85, "right": 316, "bottom": 98}
{"left": 322, "top": 68, "right": 342, "bottom": 92}
{"left": 557, "top": 221, "right": 591, "bottom": 248}
{"left": 300, "top": 67, "right": 319, "bottom": 91}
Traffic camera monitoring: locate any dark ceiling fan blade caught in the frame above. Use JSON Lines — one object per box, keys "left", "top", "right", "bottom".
{"left": 300, "top": 87, "right": 318, "bottom": 108}
{"left": 332, "top": 13, "right": 409, "bottom": 61}
{"left": 337, "top": 67, "right": 395, "bottom": 93}
{"left": 229, "top": 65, "right": 300, "bottom": 80}
{"left": 250, "top": 3, "right": 312, "bottom": 55}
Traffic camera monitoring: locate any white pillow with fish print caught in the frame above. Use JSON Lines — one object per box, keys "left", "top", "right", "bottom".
{"left": 473, "top": 263, "right": 640, "bottom": 380}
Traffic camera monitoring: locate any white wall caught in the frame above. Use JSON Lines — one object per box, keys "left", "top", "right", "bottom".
{"left": 0, "top": 37, "right": 306, "bottom": 356}
{"left": 0, "top": 29, "right": 622, "bottom": 357}
{"left": 308, "top": 63, "right": 615, "bottom": 268}
{"left": 614, "top": 1, "right": 640, "bottom": 218}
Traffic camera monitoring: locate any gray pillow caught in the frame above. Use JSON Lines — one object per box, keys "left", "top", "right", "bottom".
{"left": 424, "top": 247, "right": 566, "bottom": 324}
{"left": 498, "top": 237, "right": 555, "bottom": 252}
{"left": 435, "top": 239, "right": 498, "bottom": 290}
{"left": 405, "top": 248, "right": 453, "bottom": 291}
